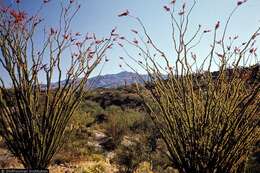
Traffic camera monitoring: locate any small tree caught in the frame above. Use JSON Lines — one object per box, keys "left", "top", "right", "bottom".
{"left": 0, "top": 1, "right": 116, "bottom": 169}
{"left": 118, "top": 1, "right": 259, "bottom": 172}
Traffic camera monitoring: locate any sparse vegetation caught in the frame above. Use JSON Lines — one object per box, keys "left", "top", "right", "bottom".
{"left": 0, "top": 0, "right": 259, "bottom": 172}
{"left": 0, "top": 1, "right": 115, "bottom": 169}
{"left": 119, "top": 0, "right": 260, "bottom": 172}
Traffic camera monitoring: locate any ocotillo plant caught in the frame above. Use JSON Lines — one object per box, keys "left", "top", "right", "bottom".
{"left": 0, "top": 1, "right": 116, "bottom": 169}
{"left": 118, "top": 0, "right": 259, "bottom": 172}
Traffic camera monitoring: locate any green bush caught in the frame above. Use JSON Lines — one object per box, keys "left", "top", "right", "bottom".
{"left": 103, "top": 106, "right": 145, "bottom": 148}
{"left": 70, "top": 100, "right": 105, "bottom": 128}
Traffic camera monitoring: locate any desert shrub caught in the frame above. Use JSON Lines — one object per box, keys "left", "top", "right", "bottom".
{"left": 74, "top": 163, "right": 106, "bottom": 173}
{"left": 85, "top": 89, "right": 144, "bottom": 109}
{"left": 119, "top": 1, "right": 260, "bottom": 172}
{"left": 74, "top": 154, "right": 115, "bottom": 173}
{"left": 114, "top": 142, "right": 150, "bottom": 173}
{"left": 103, "top": 106, "right": 145, "bottom": 148}
{"left": 0, "top": 1, "right": 116, "bottom": 168}
{"left": 70, "top": 100, "right": 105, "bottom": 128}
{"left": 134, "top": 162, "right": 154, "bottom": 173}
{"left": 88, "top": 154, "right": 106, "bottom": 162}
{"left": 103, "top": 106, "right": 128, "bottom": 147}
{"left": 81, "top": 100, "right": 105, "bottom": 116}
{"left": 59, "top": 130, "right": 91, "bottom": 160}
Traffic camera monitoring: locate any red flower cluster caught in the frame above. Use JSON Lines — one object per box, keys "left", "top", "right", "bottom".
{"left": 63, "top": 34, "right": 69, "bottom": 39}
{"left": 10, "top": 10, "right": 26, "bottom": 24}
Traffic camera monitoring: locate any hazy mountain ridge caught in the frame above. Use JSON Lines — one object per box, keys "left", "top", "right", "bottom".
{"left": 46, "top": 64, "right": 259, "bottom": 89}
{"left": 87, "top": 71, "right": 149, "bottom": 89}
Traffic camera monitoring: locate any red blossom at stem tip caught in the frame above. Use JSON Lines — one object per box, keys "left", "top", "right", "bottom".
{"left": 163, "top": 5, "right": 170, "bottom": 12}
{"left": 131, "top": 29, "right": 138, "bottom": 34}
{"left": 237, "top": 0, "right": 247, "bottom": 6}
{"left": 118, "top": 43, "right": 124, "bottom": 47}
{"left": 111, "top": 33, "right": 119, "bottom": 36}
{"left": 191, "top": 52, "right": 196, "bottom": 60}
{"left": 227, "top": 46, "right": 231, "bottom": 50}
{"left": 107, "top": 44, "right": 113, "bottom": 49}
{"left": 215, "top": 52, "right": 223, "bottom": 58}
{"left": 43, "top": 0, "right": 50, "bottom": 3}
{"left": 50, "top": 27, "right": 57, "bottom": 35}
{"left": 216, "top": 40, "right": 221, "bottom": 44}
{"left": 252, "top": 33, "right": 260, "bottom": 39}
{"left": 249, "top": 48, "right": 257, "bottom": 55}
{"left": 1, "top": 7, "right": 9, "bottom": 13}
{"left": 182, "top": 3, "right": 186, "bottom": 9}
{"left": 171, "top": 0, "right": 176, "bottom": 4}
{"left": 133, "top": 39, "right": 138, "bottom": 44}
{"left": 15, "top": 0, "right": 20, "bottom": 3}
{"left": 95, "top": 40, "right": 102, "bottom": 44}
{"left": 63, "top": 34, "right": 69, "bottom": 39}
{"left": 75, "top": 42, "right": 81, "bottom": 47}
{"left": 215, "top": 21, "right": 220, "bottom": 29}
{"left": 118, "top": 10, "right": 129, "bottom": 17}
{"left": 235, "top": 47, "right": 240, "bottom": 53}
{"left": 10, "top": 10, "right": 26, "bottom": 24}
{"left": 178, "top": 11, "right": 184, "bottom": 15}
{"left": 234, "top": 35, "right": 239, "bottom": 40}
{"left": 70, "top": 0, "right": 74, "bottom": 4}
{"left": 111, "top": 27, "right": 117, "bottom": 33}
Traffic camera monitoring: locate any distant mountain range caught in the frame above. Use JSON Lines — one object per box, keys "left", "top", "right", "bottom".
{"left": 45, "top": 71, "right": 149, "bottom": 89}
{"left": 47, "top": 64, "right": 259, "bottom": 89}
{"left": 87, "top": 71, "right": 149, "bottom": 89}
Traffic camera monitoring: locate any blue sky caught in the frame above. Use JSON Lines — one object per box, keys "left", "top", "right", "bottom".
{"left": 1, "top": 0, "right": 260, "bottom": 82}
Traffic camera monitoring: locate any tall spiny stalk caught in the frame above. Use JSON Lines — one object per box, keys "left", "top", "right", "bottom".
{"left": 119, "top": 1, "right": 260, "bottom": 172}
{"left": 0, "top": 1, "right": 116, "bottom": 168}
